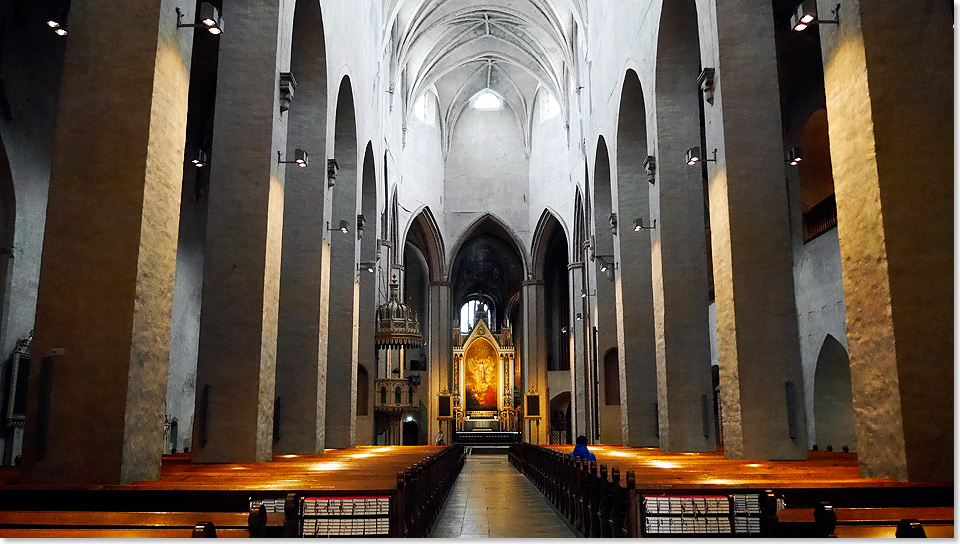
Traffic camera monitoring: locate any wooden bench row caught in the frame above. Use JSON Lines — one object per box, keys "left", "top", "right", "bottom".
{"left": 0, "top": 445, "right": 466, "bottom": 538}
{"left": 509, "top": 443, "right": 953, "bottom": 538}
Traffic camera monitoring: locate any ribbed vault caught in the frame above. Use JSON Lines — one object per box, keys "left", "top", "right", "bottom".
{"left": 384, "top": 0, "right": 584, "bottom": 155}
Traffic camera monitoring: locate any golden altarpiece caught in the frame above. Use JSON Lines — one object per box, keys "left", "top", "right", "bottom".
{"left": 445, "top": 318, "right": 519, "bottom": 433}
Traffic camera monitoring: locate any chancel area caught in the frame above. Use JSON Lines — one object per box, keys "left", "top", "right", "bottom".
{"left": 0, "top": 0, "right": 953, "bottom": 538}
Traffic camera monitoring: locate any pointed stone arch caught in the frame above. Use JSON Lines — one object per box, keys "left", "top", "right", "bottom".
{"left": 814, "top": 334, "right": 856, "bottom": 452}
{"left": 446, "top": 213, "right": 530, "bottom": 280}
{"left": 274, "top": 0, "right": 329, "bottom": 454}
{"left": 402, "top": 206, "right": 446, "bottom": 282}
{"left": 530, "top": 208, "right": 569, "bottom": 280}
{"left": 612, "top": 67, "right": 659, "bottom": 447}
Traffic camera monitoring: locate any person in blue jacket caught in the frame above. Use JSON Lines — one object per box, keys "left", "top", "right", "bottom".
{"left": 571, "top": 435, "right": 597, "bottom": 463}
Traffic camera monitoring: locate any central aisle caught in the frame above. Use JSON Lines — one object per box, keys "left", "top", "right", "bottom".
{"left": 430, "top": 454, "right": 577, "bottom": 538}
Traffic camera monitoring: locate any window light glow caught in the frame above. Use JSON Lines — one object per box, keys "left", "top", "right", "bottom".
{"left": 414, "top": 93, "right": 436, "bottom": 126}
{"left": 540, "top": 92, "right": 560, "bottom": 122}
{"left": 460, "top": 300, "right": 492, "bottom": 333}
{"left": 474, "top": 91, "right": 502, "bottom": 111}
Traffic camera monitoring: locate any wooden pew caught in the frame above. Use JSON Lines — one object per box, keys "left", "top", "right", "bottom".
{"left": 0, "top": 445, "right": 465, "bottom": 539}
{"left": 0, "top": 511, "right": 251, "bottom": 538}
{"left": 775, "top": 505, "right": 954, "bottom": 538}
{"left": 511, "top": 443, "right": 953, "bottom": 538}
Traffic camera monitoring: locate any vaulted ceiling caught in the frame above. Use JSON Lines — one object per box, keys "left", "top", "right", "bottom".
{"left": 383, "top": 0, "right": 586, "bottom": 155}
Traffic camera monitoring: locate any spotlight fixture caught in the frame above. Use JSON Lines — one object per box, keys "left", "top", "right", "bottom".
{"left": 328, "top": 220, "right": 349, "bottom": 234}
{"left": 633, "top": 218, "right": 657, "bottom": 231}
{"left": 46, "top": 20, "right": 59, "bottom": 28}
{"left": 55, "top": 28, "right": 67, "bottom": 36}
{"left": 327, "top": 158, "right": 340, "bottom": 187}
{"left": 791, "top": 0, "right": 840, "bottom": 32}
{"left": 787, "top": 146, "right": 803, "bottom": 166}
{"left": 191, "top": 149, "right": 208, "bottom": 168}
{"left": 278, "top": 148, "right": 309, "bottom": 168}
{"left": 595, "top": 256, "right": 617, "bottom": 273}
{"left": 686, "top": 146, "right": 717, "bottom": 166}
{"left": 359, "top": 261, "right": 376, "bottom": 273}
{"left": 177, "top": 2, "right": 224, "bottom": 35}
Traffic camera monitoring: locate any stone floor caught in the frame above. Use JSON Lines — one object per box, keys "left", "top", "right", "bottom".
{"left": 430, "top": 454, "right": 577, "bottom": 538}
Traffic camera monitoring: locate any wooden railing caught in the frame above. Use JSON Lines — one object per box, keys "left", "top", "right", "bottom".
{"left": 509, "top": 442, "right": 639, "bottom": 537}
{"left": 395, "top": 444, "right": 465, "bottom": 538}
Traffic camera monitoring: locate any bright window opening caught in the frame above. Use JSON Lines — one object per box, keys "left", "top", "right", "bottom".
{"left": 460, "top": 300, "right": 492, "bottom": 333}
{"left": 540, "top": 92, "right": 560, "bottom": 122}
{"left": 414, "top": 93, "right": 435, "bottom": 126}
{"left": 474, "top": 90, "right": 502, "bottom": 111}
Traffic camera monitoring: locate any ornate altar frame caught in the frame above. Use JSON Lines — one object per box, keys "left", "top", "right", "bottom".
{"left": 451, "top": 318, "right": 517, "bottom": 432}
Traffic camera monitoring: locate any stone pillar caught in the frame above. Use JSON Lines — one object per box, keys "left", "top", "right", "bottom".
{"left": 817, "top": 0, "right": 952, "bottom": 481}
{"left": 612, "top": 188, "right": 658, "bottom": 447}
{"left": 192, "top": 0, "right": 290, "bottom": 463}
{"left": 274, "top": 2, "right": 329, "bottom": 453}
{"left": 652, "top": 61, "right": 716, "bottom": 453}
{"left": 567, "top": 263, "right": 588, "bottom": 440}
{"left": 704, "top": 0, "right": 806, "bottom": 459}
{"left": 324, "top": 273, "right": 360, "bottom": 448}
{"left": 21, "top": 0, "right": 195, "bottom": 484}
{"left": 428, "top": 281, "right": 451, "bottom": 444}
{"left": 521, "top": 280, "right": 547, "bottom": 444}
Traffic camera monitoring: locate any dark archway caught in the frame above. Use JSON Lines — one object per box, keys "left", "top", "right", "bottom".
{"left": 531, "top": 210, "right": 570, "bottom": 373}
{"left": 603, "top": 349, "right": 620, "bottom": 406}
{"left": 814, "top": 335, "right": 856, "bottom": 452}
{"left": 448, "top": 216, "right": 526, "bottom": 332}
{"left": 402, "top": 420, "right": 420, "bottom": 446}
{"left": 549, "top": 391, "right": 572, "bottom": 445}
{"left": 324, "top": 76, "right": 360, "bottom": 449}
{"left": 356, "top": 365, "right": 369, "bottom": 416}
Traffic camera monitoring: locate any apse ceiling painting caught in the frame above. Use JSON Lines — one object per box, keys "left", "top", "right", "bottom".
{"left": 383, "top": 0, "right": 586, "bottom": 156}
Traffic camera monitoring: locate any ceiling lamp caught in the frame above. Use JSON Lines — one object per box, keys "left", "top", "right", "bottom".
{"left": 375, "top": 280, "right": 424, "bottom": 350}
{"left": 474, "top": 90, "right": 502, "bottom": 111}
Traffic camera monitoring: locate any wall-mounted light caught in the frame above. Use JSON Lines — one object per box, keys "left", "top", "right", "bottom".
{"left": 359, "top": 261, "right": 376, "bottom": 273}
{"left": 643, "top": 155, "right": 657, "bottom": 184}
{"left": 698, "top": 68, "right": 716, "bottom": 104}
{"left": 787, "top": 146, "right": 803, "bottom": 166}
{"left": 686, "top": 146, "right": 717, "bottom": 166}
{"left": 357, "top": 214, "right": 366, "bottom": 239}
{"left": 328, "top": 220, "right": 349, "bottom": 234}
{"left": 47, "top": 19, "right": 68, "bottom": 36}
{"left": 327, "top": 158, "right": 339, "bottom": 187}
{"left": 581, "top": 289, "right": 597, "bottom": 299}
{"left": 576, "top": 313, "right": 582, "bottom": 321}
{"left": 595, "top": 255, "right": 617, "bottom": 273}
{"left": 191, "top": 149, "right": 208, "bottom": 168}
{"left": 176, "top": 2, "right": 224, "bottom": 35}
{"left": 791, "top": 1, "right": 840, "bottom": 31}
{"left": 608, "top": 212, "right": 618, "bottom": 236}
{"left": 633, "top": 218, "right": 657, "bottom": 231}
{"left": 278, "top": 148, "right": 308, "bottom": 168}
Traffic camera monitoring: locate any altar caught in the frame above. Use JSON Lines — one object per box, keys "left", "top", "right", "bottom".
{"left": 449, "top": 318, "right": 519, "bottom": 435}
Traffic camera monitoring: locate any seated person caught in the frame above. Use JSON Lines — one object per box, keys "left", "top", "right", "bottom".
{"left": 571, "top": 435, "right": 597, "bottom": 463}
